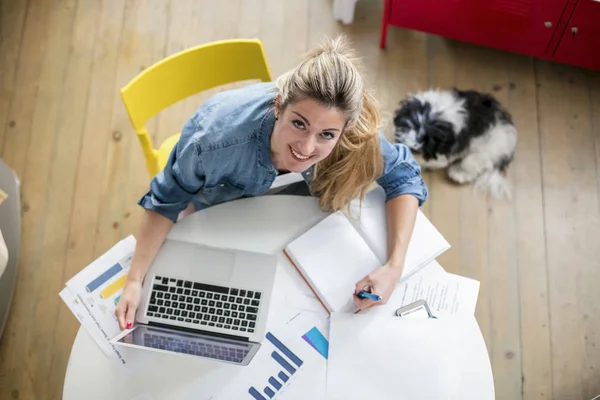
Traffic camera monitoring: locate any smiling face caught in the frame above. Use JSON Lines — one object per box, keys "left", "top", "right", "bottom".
{"left": 270, "top": 97, "right": 347, "bottom": 173}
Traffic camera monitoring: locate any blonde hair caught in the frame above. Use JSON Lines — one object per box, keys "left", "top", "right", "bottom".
{"left": 275, "top": 35, "right": 384, "bottom": 213}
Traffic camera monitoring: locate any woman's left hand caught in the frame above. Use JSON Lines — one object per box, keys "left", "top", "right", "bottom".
{"left": 353, "top": 263, "right": 402, "bottom": 311}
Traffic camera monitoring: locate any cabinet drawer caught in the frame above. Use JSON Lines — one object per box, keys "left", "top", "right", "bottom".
{"left": 386, "top": 0, "right": 567, "bottom": 58}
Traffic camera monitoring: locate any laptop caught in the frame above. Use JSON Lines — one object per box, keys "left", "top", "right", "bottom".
{"left": 110, "top": 238, "right": 278, "bottom": 365}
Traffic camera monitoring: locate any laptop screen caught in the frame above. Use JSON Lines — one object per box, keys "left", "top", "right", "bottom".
{"left": 117, "top": 324, "right": 256, "bottom": 364}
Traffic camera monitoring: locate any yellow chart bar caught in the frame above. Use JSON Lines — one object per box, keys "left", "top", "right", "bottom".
{"left": 100, "top": 274, "right": 127, "bottom": 299}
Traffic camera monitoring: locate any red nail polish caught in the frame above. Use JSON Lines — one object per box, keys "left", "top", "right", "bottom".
{"left": 126, "top": 321, "right": 132, "bottom": 329}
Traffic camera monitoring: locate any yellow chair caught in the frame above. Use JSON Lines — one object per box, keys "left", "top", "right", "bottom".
{"left": 120, "top": 39, "right": 272, "bottom": 178}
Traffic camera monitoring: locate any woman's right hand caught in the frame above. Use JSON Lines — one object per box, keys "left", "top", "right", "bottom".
{"left": 115, "top": 279, "right": 143, "bottom": 330}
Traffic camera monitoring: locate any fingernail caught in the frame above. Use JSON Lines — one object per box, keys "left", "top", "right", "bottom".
{"left": 126, "top": 321, "right": 132, "bottom": 329}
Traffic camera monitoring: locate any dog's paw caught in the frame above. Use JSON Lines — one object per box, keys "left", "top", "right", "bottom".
{"left": 447, "top": 165, "right": 477, "bottom": 184}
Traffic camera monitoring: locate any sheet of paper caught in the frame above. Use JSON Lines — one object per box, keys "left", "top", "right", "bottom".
{"left": 327, "top": 312, "right": 470, "bottom": 400}
{"left": 211, "top": 310, "right": 330, "bottom": 400}
{"left": 59, "top": 287, "right": 121, "bottom": 359}
{"left": 275, "top": 253, "right": 330, "bottom": 315}
{"left": 348, "top": 186, "right": 450, "bottom": 280}
{"left": 60, "top": 235, "right": 141, "bottom": 370}
{"left": 364, "top": 260, "right": 480, "bottom": 318}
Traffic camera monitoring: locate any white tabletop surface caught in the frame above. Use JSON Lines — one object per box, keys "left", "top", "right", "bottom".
{"left": 62, "top": 195, "right": 494, "bottom": 400}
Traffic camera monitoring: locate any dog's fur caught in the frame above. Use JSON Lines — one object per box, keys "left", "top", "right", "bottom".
{"left": 393, "top": 88, "right": 517, "bottom": 199}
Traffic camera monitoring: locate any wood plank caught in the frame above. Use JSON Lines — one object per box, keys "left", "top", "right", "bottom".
{"left": 153, "top": 0, "right": 201, "bottom": 149}
{"left": 50, "top": 4, "right": 127, "bottom": 395}
{"left": 477, "top": 48, "right": 523, "bottom": 400}
{"left": 536, "top": 59, "right": 600, "bottom": 400}
{"left": 96, "top": 0, "right": 169, "bottom": 253}
{"left": 0, "top": 0, "right": 53, "bottom": 394}
{"left": 36, "top": 1, "right": 105, "bottom": 398}
{"left": 504, "top": 54, "right": 553, "bottom": 400}
{"left": 0, "top": 0, "right": 51, "bottom": 176}
{"left": 452, "top": 40, "right": 494, "bottom": 391}
{"left": 582, "top": 70, "right": 600, "bottom": 400}
{"left": 0, "top": 0, "right": 29, "bottom": 154}
{"left": 235, "top": 0, "right": 265, "bottom": 94}
{"left": 424, "top": 35, "right": 461, "bottom": 272}
{"left": 307, "top": 0, "right": 341, "bottom": 47}
{"left": 260, "top": 0, "right": 285, "bottom": 78}
{"left": 375, "top": 25, "right": 429, "bottom": 214}
{"left": 0, "top": 0, "right": 77, "bottom": 399}
{"left": 282, "top": 0, "right": 309, "bottom": 73}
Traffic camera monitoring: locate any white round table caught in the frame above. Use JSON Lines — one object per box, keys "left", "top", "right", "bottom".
{"left": 62, "top": 195, "right": 494, "bottom": 400}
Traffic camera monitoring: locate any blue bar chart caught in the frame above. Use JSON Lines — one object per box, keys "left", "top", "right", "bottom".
{"left": 85, "top": 263, "right": 122, "bottom": 292}
{"left": 247, "top": 332, "right": 304, "bottom": 400}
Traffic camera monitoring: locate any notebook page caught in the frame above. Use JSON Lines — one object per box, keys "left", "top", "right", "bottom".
{"left": 348, "top": 186, "right": 450, "bottom": 280}
{"left": 284, "top": 211, "right": 381, "bottom": 313}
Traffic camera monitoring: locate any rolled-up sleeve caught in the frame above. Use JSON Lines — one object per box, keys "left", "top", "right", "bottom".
{"left": 138, "top": 118, "right": 206, "bottom": 222}
{"left": 376, "top": 132, "right": 428, "bottom": 206}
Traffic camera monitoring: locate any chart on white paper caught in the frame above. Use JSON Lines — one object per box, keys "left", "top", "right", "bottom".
{"left": 213, "top": 311, "right": 329, "bottom": 400}
{"left": 62, "top": 236, "right": 139, "bottom": 368}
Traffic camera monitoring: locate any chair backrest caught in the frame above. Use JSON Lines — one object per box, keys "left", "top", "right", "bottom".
{"left": 121, "top": 39, "right": 272, "bottom": 130}
{"left": 120, "top": 39, "right": 272, "bottom": 175}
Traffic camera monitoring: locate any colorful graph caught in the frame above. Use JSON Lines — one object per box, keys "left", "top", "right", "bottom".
{"left": 85, "top": 263, "right": 122, "bottom": 292}
{"left": 302, "top": 327, "right": 329, "bottom": 359}
{"left": 248, "top": 332, "right": 304, "bottom": 400}
{"left": 100, "top": 274, "right": 127, "bottom": 299}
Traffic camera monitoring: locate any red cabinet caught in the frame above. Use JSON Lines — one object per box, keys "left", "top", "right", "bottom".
{"left": 381, "top": 0, "right": 600, "bottom": 71}
{"left": 553, "top": 0, "right": 600, "bottom": 70}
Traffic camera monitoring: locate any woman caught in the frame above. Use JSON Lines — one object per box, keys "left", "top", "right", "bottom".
{"left": 115, "top": 35, "right": 428, "bottom": 330}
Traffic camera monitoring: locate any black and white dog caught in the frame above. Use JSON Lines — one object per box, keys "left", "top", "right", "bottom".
{"left": 393, "top": 88, "right": 517, "bottom": 199}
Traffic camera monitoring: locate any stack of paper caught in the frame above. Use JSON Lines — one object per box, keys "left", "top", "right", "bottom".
{"left": 59, "top": 235, "right": 139, "bottom": 370}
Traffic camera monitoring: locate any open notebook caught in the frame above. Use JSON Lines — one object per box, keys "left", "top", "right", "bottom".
{"left": 283, "top": 186, "right": 450, "bottom": 314}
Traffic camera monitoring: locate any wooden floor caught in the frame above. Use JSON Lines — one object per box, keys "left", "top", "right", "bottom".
{"left": 1, "top": 0, "right": 599, "bottom": 399}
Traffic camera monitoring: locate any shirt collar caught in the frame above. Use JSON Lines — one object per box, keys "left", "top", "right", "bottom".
{"left": 256, "top": 103, "right": 278, "bottom": 174}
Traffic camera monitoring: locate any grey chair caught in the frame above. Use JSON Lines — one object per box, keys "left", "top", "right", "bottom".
{"left": 0, "top": 158, "right": 21, "bottom": 340}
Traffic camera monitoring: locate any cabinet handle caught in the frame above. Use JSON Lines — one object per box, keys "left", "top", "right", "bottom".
{"left": 571, "top": 27, "right": 578, "bottom": 39}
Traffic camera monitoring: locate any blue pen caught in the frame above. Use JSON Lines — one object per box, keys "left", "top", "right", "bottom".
{"left": 357, "top": 291, "right": 382, "bottom": 301}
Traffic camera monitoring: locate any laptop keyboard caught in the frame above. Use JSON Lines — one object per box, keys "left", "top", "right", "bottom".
{"left": 143, "top": 332, "right": 249, "bottom": 363}
{"left": 147, "top": 275, "right": 261, "bottom": 333}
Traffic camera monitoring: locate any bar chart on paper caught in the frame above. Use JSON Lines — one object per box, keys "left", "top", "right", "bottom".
{"left": 62, "top": 235, "right": 138, "bottom": 368}
{"left": 214, "top": 311, "right": 329, "bottom": 400}
{"left": 65, "top": 238, "right": 135, "bottom": 326}
{"left": 247, "top": 332, "right": 304, "bottom": 400}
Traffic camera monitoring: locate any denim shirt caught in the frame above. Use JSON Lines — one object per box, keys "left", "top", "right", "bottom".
{"left": 138, "top": 82, "right": 428, "bottom": 222}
